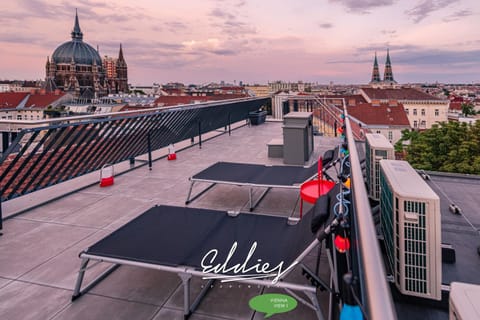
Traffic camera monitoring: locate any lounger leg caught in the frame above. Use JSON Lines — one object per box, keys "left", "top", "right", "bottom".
{"left": 72, "top": 260, "right": 120, "bottom": 302}
{"left": 300, "top": 199, "right": 304, "bottom": 219}
{"left": 179, "top": 273, "right": 192, "bottom": 319}
{"left": 185, "top": 181, "right": 195, "bottom": 205}
{"left": 185, "top": 181, "right": 217, "bottom": 205}
{"left": 72, "top": 258, "right": 90, "bottom": 301}
{"left": 305, "top": 291, "right": 325, "bottom": 320}
{"left": 190, "top": 279, "right": 215, "bottom": 313}
{"left": 249, "top": 188, "right": 253, "bottom": 210}
{"left": 250, "top": 187, "right": 271, "bottom": 211}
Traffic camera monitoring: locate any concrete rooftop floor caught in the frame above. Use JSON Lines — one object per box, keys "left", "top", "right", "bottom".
{"left": 0, "top": 121, "right": 341, "bottom": 320}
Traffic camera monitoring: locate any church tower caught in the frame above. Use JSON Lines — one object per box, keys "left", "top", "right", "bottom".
{"left": 383, "top": 49, "right": 397, "bottom": 85}
{"left": 369, "top": 52, "right": 381, "bottom": 84}
{"left": 115, "top": 44, "right": 128, "bottom": 93}
{"left": 47, "top": 10, "right": 106, "bottom": 98}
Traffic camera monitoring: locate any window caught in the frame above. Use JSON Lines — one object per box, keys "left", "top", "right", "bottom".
{"left": 421, "top": 120, "right": 426, "bottom": 127}
{"left": 376, "top": 130, "right": 381, "bottom": 134}
{"left": 435, "top": 109, "right": 439, "bottom": 116}
{"left": 388, "top": 131, "right": 393, "bottom": 141}
{"left": 413, "top": 109, "right": 417, "bottom": 116}
{"left": 421, "top": 109, "right": 425, "bottom": 116}
{"left": 17, "top": 115, "right": 22, "bottom": 120}
{"left": 413, "top": 120, "right": 418, "bottom": 128}
{"left": 405, "top": 108, "right": 409, "bottom": 115}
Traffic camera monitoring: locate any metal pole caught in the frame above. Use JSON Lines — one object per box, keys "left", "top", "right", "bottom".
{"left": 198, "top": 121, "right": 202, "bottom": 149}
{"left": 147, "top": 131, "right": 152, "bottom": 170}
{"left": 2, "top": 132, "right": 8, "bottom": 153}
{"left": 0, "top": 196, "right": 3, "bottom": 235}
{"left": 228, "top": 113, "right": 231, "bottom": 136}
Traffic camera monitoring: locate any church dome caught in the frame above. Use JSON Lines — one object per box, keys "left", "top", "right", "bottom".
{"left": 52, "top": 41, "right": 102, "bottom": 65}
{"left": 51, "top": 10, "right": 102, "bottom": 66}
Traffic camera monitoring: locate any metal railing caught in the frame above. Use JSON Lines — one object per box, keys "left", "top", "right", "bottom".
{"left": 343, "top": 104, "right": 397, "bottom": 319}
{"left": 0, "top": 97, "right": 269, "bottom": 231}
{"left": 284, "top": 95, "right": 397, "bottom": 318}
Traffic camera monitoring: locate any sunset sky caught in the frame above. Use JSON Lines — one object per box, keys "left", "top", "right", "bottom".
{"left": 1, "top": 0, "right": 479, "bottom": 85}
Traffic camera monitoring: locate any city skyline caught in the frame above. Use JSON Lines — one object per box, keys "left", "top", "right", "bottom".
{"left": 1, "top": 0, "right": 479, "bottom": 85}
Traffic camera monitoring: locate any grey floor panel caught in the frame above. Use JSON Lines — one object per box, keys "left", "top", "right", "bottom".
{"left": 51, "top": 294, "right": 159, "bottom": 320}
{"left": 0, "top": 281, "right": 71, "bottom": 320}
{"left": 21, "top": 191, "right": 108, "bottom": 222}
{"left": 165, "top": 276, "right": 261, "bottom": 319}
{"left": 19, "top": 229, "right": 113, "bottom": 289}
{"left": 0, "top": 122, "right": 345, "bottom": 320}
{"left": 89, "top": 265, "right": 182, "bottom": 306}
{"left": 56, "top": 194, "right": 152, "bottom": 228}
{"left": 0, "top": 277, "right": 12, "bottom": 289}
{"left": 152, "top": 307, "right": 238, "bottom": 320}
{"left": 0, "top": 221, "right": 96, "bottom": 278}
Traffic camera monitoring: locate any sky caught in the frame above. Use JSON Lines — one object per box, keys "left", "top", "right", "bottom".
{"left": 1, "top": 0, "right": 479, "bottom": 85}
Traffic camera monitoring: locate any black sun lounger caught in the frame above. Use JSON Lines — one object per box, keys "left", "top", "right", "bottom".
{"left": 185, "top": 149, "right": 336, "bottom": 211}
{"left": 72, "top": 205, "right": 332, "bottom": 320}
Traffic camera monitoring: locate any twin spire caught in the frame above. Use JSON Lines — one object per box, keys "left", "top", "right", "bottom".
{"left": 370, "top": 49, "right": 396, "bottom": 85}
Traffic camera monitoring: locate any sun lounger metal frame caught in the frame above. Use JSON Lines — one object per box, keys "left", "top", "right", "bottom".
{"left": 71, "top": 205, "right": 336, "bottom": 320}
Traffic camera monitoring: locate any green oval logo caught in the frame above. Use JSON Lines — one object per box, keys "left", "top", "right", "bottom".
{"left": 249, "top": 293, "right": 297, "bottom": 318}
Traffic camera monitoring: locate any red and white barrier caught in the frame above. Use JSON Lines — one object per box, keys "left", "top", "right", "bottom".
{"left": 167, "top": 144, "right": 177, "bottom": 161}
{"left": 100, "top": 164, "right": 114, "bottom": 187}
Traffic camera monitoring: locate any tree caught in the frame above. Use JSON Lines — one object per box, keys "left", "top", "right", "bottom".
{"left": 402, "top": 121, "right": 480, "bottom": 174}
{"left": 394, "top": 129, "right": 418, "bottom": 153}
{"left": 461, "top": 103, "right": 476, "bottom": 117}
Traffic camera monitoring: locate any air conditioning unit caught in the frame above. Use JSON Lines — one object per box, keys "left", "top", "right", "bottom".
{"left": 379, "top": 160, "right": 442, "bottom": 300}
{"left": 450, "top": 282, "right": 480, "bottom": 320}
{"left": 365, "top": 133, "right": 394, "bottom": 201}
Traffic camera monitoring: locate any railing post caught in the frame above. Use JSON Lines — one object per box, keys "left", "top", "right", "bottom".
{"left": 228, "top": 113, "right": 231, "bottom": 136}
{"left": 147, "top": 131, "right": 152, "bottom": 170}
{"left": 2, "top": 132, "right": 8, "bottom": 153}
{"left": 0, "top": 195, "right": 3, "bottom": 235}
{"left": 198, "top": 121, "right": 202, "bottom": 149}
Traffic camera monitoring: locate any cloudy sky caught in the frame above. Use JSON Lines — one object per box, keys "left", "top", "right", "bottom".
{"left": 1, "top": 0, "right": 479, "bottom": 85}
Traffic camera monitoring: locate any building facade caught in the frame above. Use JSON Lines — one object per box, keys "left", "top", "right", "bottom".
{"left": 360, "top": 87, "right": 449, "bottom": 129}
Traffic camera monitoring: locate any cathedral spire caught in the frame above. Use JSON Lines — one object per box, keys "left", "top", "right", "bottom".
{"left": 118, "top": 43, "right": 124, "bottom": 60}
{"left": 370, "top": 51, "right": 381, "bottom": 84}
{"left": 383, "top": 48, "right": 396, "bottom": 84}
{"left": 71, "top": 9, "right": 83, "bottom": 42}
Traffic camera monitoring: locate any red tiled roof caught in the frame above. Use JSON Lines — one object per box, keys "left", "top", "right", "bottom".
{"left": 362, "top": 87, "right": 442, "bottom": 101}
{"left": 206, "top": 94, "right": 248, "bottom": 101}
{"left": 0, "top": 92, "right": 29, "bottom": 110}
{"left": 118, "top": 105, "right": 157, "bottom": 113}
{"left": 449, "top": 102, "right": 462, "bottom": 111}
{"left": 154, "top": 94, "right": 248, "bottom": 107}
{"left": 219, "top": 86, "right": 244, "bottom": 90}
{"left": 163, "top": 88, "right": 184, "bottom": 95}
{"left": 347, "top": 102, "right": 410, "bottom": 126}
{"left": 449, "top": 95, "right": 464, "bottom": 102}
{"left": 24, "top": 91, "right": 65, "bottom": 109}
{"left": 154, "top": 96, "right": 210, "bottom": 106}
{"left": 312, "top": 94, "right": 367, "bottom": 106}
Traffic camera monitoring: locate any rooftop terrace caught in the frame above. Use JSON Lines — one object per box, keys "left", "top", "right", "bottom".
{"left": 1, "top": 99, "right": 479, "bottom": 320}
{"left": 0, "top": 119, "right": 343, "bottom": 320}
